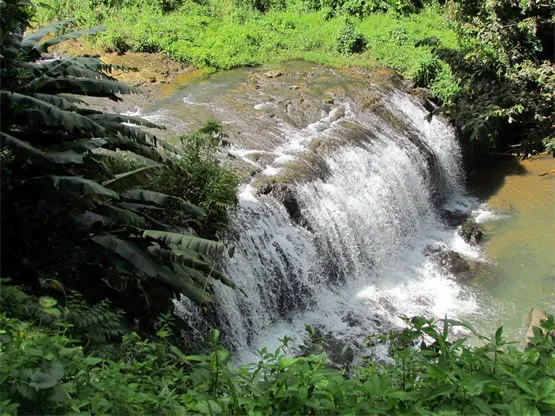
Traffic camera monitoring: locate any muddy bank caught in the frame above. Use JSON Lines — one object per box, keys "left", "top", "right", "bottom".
{"left": 51, "top": 40, "right": 199, "bottom": 115}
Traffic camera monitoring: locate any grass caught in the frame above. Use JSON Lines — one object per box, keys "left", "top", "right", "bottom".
{"left": 33, "top": 1, "right": 460, "bottom": 100}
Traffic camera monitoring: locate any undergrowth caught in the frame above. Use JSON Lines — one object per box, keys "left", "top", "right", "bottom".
{"left": 33, "top": 1, "right": 457, "bottom": 82}
{"left": 1, "top": 281, "right": 554, "bottom": 415}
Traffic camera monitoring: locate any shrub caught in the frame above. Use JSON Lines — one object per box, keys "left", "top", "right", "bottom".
{"left": 1, "top": 0, "right": 238, "bottom": 330}
{"left": 233, "top": 0, "right": 286, "bottom": 12}
{"left": 1, "top": 287, "right": 554, "bottom": 416}
{"left": 336, "top": 20, "right": 367, "bottom": 54}
{"left": 148, "top": 121, "right": 239, "bottom": 238}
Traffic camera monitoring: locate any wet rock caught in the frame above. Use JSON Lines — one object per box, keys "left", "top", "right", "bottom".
{"left": 524, "top": 307, "right": 555, "bottom": 344}
{"left": 264, "top": 70, "right": 283, "bottom": 78}
{"left": 426, "top": 245, "right": 471, "bottom": 276}
{"left": 342, "top": 311, "right": 362, "bottom": 327}
{"left": 299, "top": 326, "right": 357, "bottom": 370}
{"left": 325, "top": 337, "right": 355, "bottom": 369}
{"left": 440, "top": 209, "right": 469, "bottom": 227}
{"left": 459, "top": 219, "right": 484, "bottom": 245}
{"left": 258, "top": 180, "right": 307, "bottom": 226}
{"left": 378, "top": 297, "right": 396, "bottom": 315}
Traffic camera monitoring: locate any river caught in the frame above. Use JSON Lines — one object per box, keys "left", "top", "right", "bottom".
{"left": 122, "top": 62, "right": 554, "bottom": 362}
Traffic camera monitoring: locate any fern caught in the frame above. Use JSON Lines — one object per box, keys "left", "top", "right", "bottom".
{"left": 65, "top": 292, "right": 127, "bottom": 343}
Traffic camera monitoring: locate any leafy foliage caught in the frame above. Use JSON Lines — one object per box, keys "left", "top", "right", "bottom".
{"left": 0, "top": 0, "right": 237, "bottom": 329}
{"left": 1, "top": 285, "right": 554, "bottom": 415}
{"left": 431, "top": 0, "right": 555, "bottom": 159}
{"left": 336, "top": 19, "right": 367, "bottom": 55}
{"left": 147, "top": 121, "right": 239, "bottom": 238}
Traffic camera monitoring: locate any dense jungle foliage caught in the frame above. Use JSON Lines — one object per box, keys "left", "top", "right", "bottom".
{"left": 1, "top": 282, "right": 554, "bottom": 415}
{"left": 1, "top": 0, "right": 554, "bottom": 414}
{"left": 0, "top": 0, "right": 239, "bottom": 331}
{"left": 32, "top": 0, "right": 555, "bottom": 161}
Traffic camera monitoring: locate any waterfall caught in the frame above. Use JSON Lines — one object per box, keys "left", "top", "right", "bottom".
{"left": 165, "top": 68, "right": 481, "bottom": 361}
{"left": 175, "top": 88, "right": 476, "bottom": 360}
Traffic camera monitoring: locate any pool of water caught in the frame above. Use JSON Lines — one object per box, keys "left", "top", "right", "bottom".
{"left": 468, "top": 155, "right": 555, "bottom": 340}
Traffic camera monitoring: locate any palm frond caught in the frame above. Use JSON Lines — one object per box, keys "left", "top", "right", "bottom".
{"left": 33, "top": 26, "right": 106, "bottom": 55}
{"left": 20, "top": 19, "right": 73, "bottom": 54}
{"left": 94, "top": 204, "right": 147, "bottom": 227}
{"left": 121, "top": 189, "right": 206, "bottom": 217}
{"left": 103, "top": 165, "right": 161, "bottom": 192}
{"left": 1, "top": 90, "right": 107, "bottom": 137}
{"left": 23, "top": 175, "right": 119, "bottom": 198}
{"left": 142, "top": 230, "right": 225, "bottom": 257}
{"left": 0, "top": 132, "right": 84, "bottom": 165}
{"left": 87, "top": 113, "right": 165, "bottom": 130}
{"left": 34, "top": 78, "right": 138, "bottom": 98}
{"left": 91, "top": 233, "right": 158, "bottom": 277}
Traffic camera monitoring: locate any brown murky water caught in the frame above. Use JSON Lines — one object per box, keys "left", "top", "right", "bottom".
{"left": 470, "top": 155, "right": 555, "bottom": 338}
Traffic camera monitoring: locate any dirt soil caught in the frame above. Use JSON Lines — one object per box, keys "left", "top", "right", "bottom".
{"left": 51, "top": 40, "right": 196, "bottom": 113}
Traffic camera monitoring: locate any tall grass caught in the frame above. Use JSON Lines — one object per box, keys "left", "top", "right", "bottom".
{"left": 34, "top": 0, "right": 460, "bottom": 100}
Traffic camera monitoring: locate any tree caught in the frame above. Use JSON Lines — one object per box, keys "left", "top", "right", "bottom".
{"left": 0, "top": 0, "right": 237, "bottom": 327}
{"left": 436, "top": 0, "right": 554, "bottom": 159}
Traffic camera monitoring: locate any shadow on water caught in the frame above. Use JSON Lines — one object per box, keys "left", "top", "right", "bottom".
{"left": 466, "top": 155, "right": 527, "bottom": 199}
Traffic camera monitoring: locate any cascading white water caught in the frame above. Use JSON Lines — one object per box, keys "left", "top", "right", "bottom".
{"left": 183, "top": 87, "right": 483, "bottom": 362}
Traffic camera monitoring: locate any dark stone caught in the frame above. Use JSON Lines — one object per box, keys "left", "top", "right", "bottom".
{"left": 258, "top": 180, "right": 308, "bottom": 227}
{"left": 459, "top": 219, "right": 484, "bottom": 245}
{"left": 425, "top": 243, "right": 472, "bottom": 277}
{"left": 342, "top": 311, "right": 362, "bottom": 327}
{"left": 440, "top": 209, "right": 469, "bottom": 227}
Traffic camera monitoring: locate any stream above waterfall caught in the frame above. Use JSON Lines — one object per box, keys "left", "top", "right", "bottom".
{"left": 125, "top": 61, "right": 554, "bottom": 363}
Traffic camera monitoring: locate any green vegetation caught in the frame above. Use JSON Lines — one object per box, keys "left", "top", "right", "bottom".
{"left": 31, "top": 0, "right": 554, "bottom": 162}
{"left": 0, "top": 0, "right": 238, "bottom": 332}
{"left": 2, "top": 1, "right": 554, "bottom": 414}
{"left": 147, "top": 121, "right": 239, "bottom": 239}
{"left": 2, "top": 283, "right": 554, "bottom": 415}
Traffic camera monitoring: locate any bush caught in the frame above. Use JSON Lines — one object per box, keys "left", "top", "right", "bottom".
{"left": 147, "top": 121, "right": 239, "bottom": 238}
{"left": 156, "top": 0, "right": 183, "bottom": 13}
{"left": 2, "top": 284, "right": 554, "bottom": 416}
{"left": 1, "top": 1, "right": 238, "bottom": 333}
{"left": 233, "top": 0, "right": 286, "bottom": 12}
{"left": 336, "top": 20, "right": 367, "bottom": 54}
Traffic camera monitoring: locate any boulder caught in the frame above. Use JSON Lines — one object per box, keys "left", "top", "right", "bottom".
{"left": 459, "top": 219, "right": 484, "bottom": 245}
{"left": 525, "top": 308, "right": 554, "bottom": 344}
{"left": 258, "top": 180, "right": 307, "bottom": 227}
{"left": 264, "top": 70, "right": 283, "bottom": 78}
{"left": 426, "top": 244, "right": 471, "bottom": 277}
{"left": 424, "top": 244, "right": 475, "bottom": 280}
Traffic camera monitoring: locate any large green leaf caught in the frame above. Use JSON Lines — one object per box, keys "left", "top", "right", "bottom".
{"left": 87, "top": 113, "right": 164, "bottom": 130}
{"left": 94, "top": 204, "right": 147, "bottom": 227}
{"left": 24, "top": 175, "right": 119, "bottom": 198}
{"left": 93, "top": 120, "right": 159, "bottom": 147}
{"left": 106, "top": 133, "right": 165, "bottom": 162}
{"left": 91, "top": 234, "right": 158, "bottom": 278}
{"left": 0, "top": 132, "right": 84, "bottom": 165}
{"left": 147, "top": 246, "right": 235, "bottom": 290}
{"left": 20, "top": 20, "right": 72, "bottom": 54}
{"left": 32, "top": 93, "right": 78, "bottom": 110}
{"left": 103, "top": 165, "right": 161, "bottom": 192}
{"left": 53, "top": 138, "right": 108, "bottom": 153}
{"left": 0, "top": 91, "right": 106, "bottom": 137}
{"left": 121, "top": 189, "right": 206, "bottom": 216}
{"left": 34, "top": 78, "right": 138, "bottom": 98}
{"left": 157, "top": 266, "right": 215, "bottom": 303}
{"left": 142, "top": 230, "right": 225, "bottom": 257}
{"left": 29, "top": 59, "right": 117, "bottom": 81}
